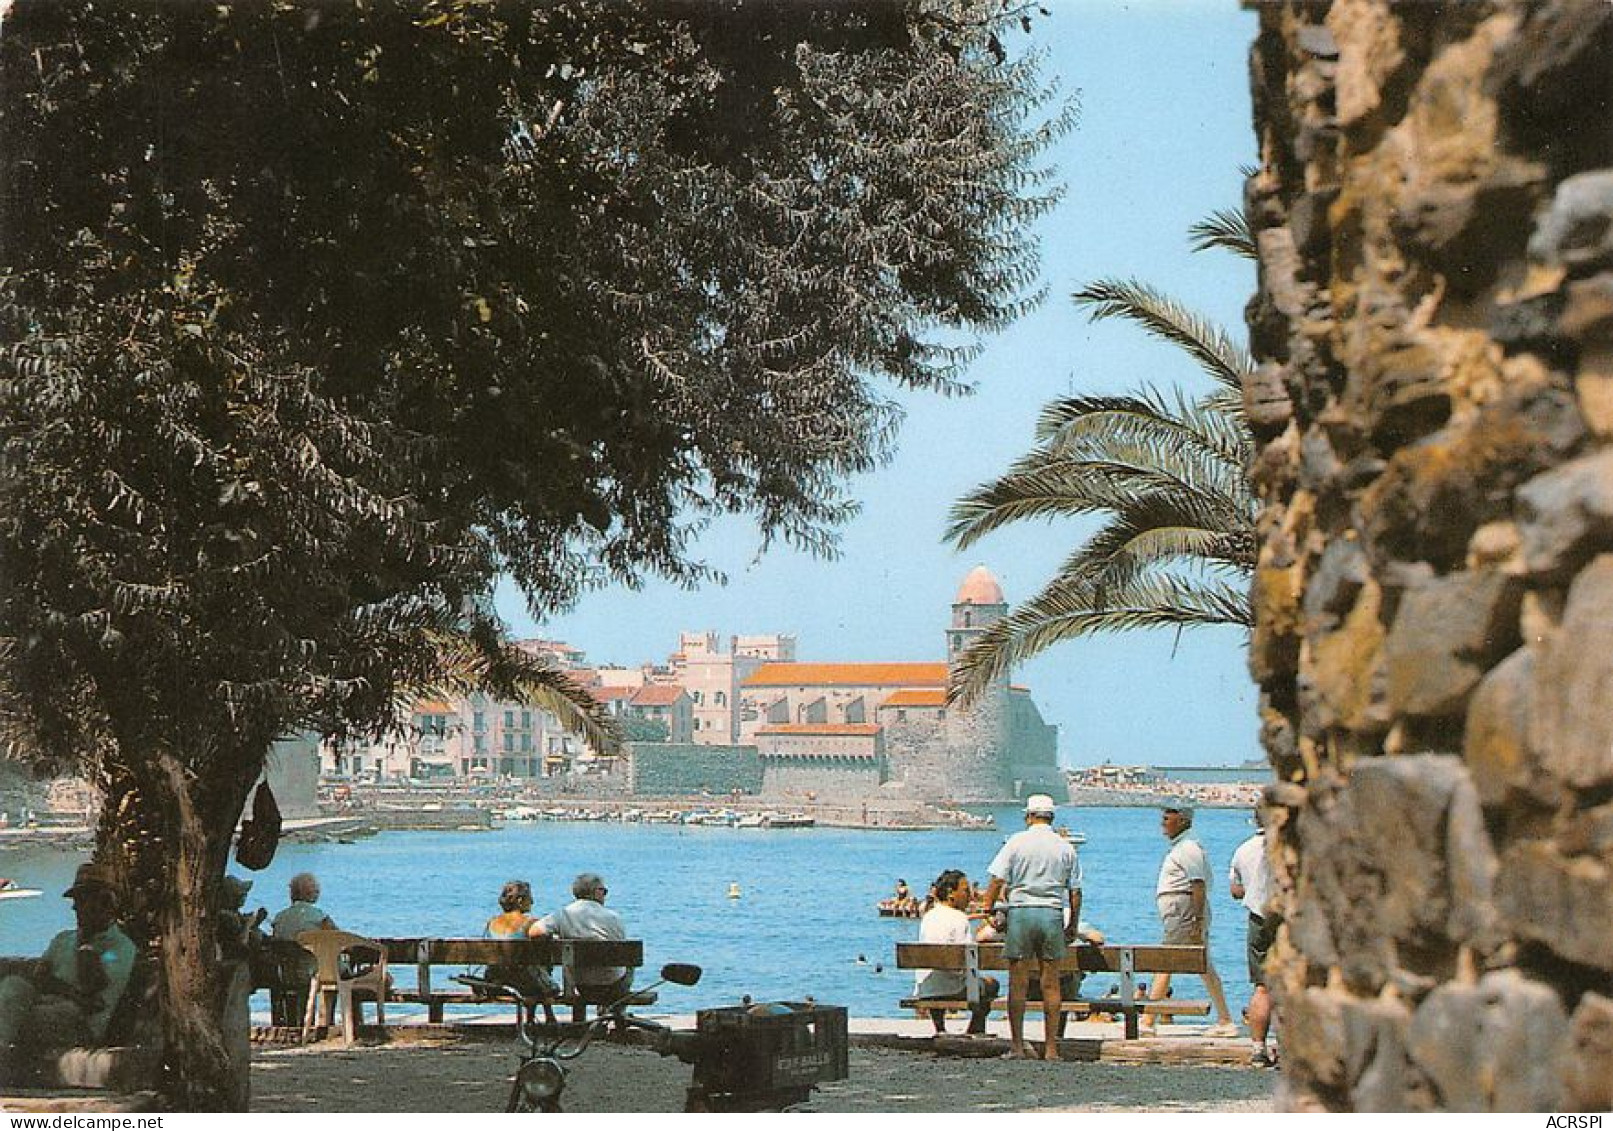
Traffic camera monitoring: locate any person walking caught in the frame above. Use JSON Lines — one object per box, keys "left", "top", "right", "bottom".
{"left": 1146, "top": 804, "right": 1236, "bottom": 1035}
{"left": 1230, "top": 810, "right": 1278, "bottom": 1064}
{"left": 979, "top": 794, "right": 1081, "bottom": 1061}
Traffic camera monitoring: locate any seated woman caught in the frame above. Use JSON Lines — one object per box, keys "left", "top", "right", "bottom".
{"left": 482, "top": 881, "right": 555, "bottom": 1015}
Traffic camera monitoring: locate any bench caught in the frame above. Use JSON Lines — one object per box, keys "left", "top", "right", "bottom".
{"left": 895, "top": 941, "right": 1209, "bottom": 1039}
{"left": 375, "top": 937, "right": 645, "bottom": 1025}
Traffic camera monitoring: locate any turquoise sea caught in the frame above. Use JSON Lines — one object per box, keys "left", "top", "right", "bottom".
{"left": 1, "top": 805, "right": 1261, "bottom": 1019}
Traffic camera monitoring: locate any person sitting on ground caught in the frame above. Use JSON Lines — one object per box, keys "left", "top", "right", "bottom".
{"left": 481, "top": 880, "right": 556, "bottom": 1014}
{"left": 0, "top": 862, "right": 137, "bottom": 1075}
{"left": 911, "top": 870, "right": 1001, "bottom": 1036}
{"left": 528, "top": 872, "right": 632, "bottom": 1008}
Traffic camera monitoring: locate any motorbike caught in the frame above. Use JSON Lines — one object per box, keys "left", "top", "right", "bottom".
{"left": 466, "top": 962, "right": 703, "bottom": 1113}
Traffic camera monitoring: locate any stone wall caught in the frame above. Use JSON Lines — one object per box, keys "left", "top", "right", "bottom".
{"left": 759, "top": 757, "right": 885, "bottom": 801}
{"left": 629, "top": 742, "right": 763, "bottom": 796}
{"left": 1246, "top": 0, "right": 1613, "bottom": 1111}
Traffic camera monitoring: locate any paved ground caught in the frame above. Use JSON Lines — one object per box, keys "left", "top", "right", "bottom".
{"left": 251, "top": 1024, "right": 1278, "bottom": 1113}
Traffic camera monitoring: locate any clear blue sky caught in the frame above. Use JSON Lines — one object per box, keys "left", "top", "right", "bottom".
{"left": 500, "top": 1, "right": 1261, "bottom": 769}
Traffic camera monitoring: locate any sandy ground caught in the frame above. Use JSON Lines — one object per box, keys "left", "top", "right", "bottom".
{"left": 251, "top": 1033, "right": 1277, "bottom": 1113}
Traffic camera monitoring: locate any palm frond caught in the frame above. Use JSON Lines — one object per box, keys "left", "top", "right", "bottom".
{"left": 945, "top": 452, "right": 1235, "bottom": 549}
{"left": 411, "top": 626, "right": 621, "bottom": 756}
{"left": 1072, "top": 279, "right": 1253, "bottom": 394}
{"left": 947, "top": 574, "right": 1252, "bottom": 705}
{"left": 1034, "top": 390, "right": 1250, "bottom": 473}
{"left": 1188, "top": 209, "right": 1257, "bottom": 261}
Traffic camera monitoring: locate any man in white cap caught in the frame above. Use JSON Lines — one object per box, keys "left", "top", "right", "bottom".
{"left": 979, "top": 794, "right": 1081, "bottom": 1060}
{"left": 1147, "top": 803, "right": 1236, "bottom": 1035}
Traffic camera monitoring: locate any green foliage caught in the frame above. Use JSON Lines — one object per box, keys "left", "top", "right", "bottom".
{"left": 946, "top": 216, "right": 1256, "bottom": 704}
{"left": 0, "top": 0, "right": 1066, "bottom": 778}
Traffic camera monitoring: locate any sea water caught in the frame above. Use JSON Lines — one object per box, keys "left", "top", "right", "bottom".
{"left": 0, "top": 805, "right": 1262, "bottom": 1019}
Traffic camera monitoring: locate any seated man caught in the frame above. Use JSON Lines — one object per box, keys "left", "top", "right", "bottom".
{"left": 0, "top": 862, "right": 137, "bottom": 1075}
{"left": 911, "top": 869, "right": 999, "bottom": 1035}
{"left": 528, "top": 872, "right": 630, "bottom": 1005}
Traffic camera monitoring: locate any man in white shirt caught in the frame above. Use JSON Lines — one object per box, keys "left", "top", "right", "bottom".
{"left": 979, "top": 794, "right": 1081, "bottom": 1060}
{"left": 1230, "top": 810, "right": 1278, "bottom": 1065}
{"left": 529, "top": 872, "right": 629, "bottom": 999}
{"left": 911, "top": 870, "right": 999, "bottom": 1035}
{"left": 1147, "top": 804, "right": 1236, "bottom": 1035}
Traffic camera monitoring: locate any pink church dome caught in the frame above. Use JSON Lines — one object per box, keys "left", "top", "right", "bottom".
{"left": 955, "top": 565, "right": 1005, "bottom": 606}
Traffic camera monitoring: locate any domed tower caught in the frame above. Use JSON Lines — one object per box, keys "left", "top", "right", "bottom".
{"left": 948, "top": 565, "right": 1008, "bottom": 669}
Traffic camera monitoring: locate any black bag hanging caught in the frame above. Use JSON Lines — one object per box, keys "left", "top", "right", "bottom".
{"left": 235, "top": 781, "right": 283, "bottom": 871}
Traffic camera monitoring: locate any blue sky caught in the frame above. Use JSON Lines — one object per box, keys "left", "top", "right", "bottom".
{"left": 500, "top": 1, "right": 1261, "bottom": 769}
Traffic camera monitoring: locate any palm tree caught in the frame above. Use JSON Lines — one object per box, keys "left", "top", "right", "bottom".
{"left": 945, "top": 214, "right": 1258, "bottom": 705}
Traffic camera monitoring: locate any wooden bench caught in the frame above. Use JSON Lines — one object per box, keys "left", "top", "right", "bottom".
{"left": 375, "top": 937, "right": 645, "bottom": 1025}
{"left": 895, "top": 941, "right": 1209, "bottom": 1039}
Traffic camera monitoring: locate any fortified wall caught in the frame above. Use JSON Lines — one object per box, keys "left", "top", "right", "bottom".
{"left": 1246, "top": 0, "right": 1613, "bottom": 1110}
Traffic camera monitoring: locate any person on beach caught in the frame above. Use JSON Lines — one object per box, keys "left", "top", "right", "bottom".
{"left": 911, "top": 869, "right": 1000, "bottom": 1036}
{"left": 1146, "top": 804, "right": 1237, "bottom": 1035}
{"left": 1230, "top": 810, "right": 1278, "bottom": 1065}
{"left": 979, "top": 793, "right": 1082, "bottom": 1061}
{"left": 0, "top": 862, "right": 137, "bottom": 1075}
{"left": 529, "top": 872, "right": 630, "bottom": 1002}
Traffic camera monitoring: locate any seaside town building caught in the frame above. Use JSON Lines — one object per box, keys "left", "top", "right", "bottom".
{"left": 731, "top": 567, "right": 1065, "bottom": 803}
{"left": 320, "top": 567, "right": 1063, "bottom": 802}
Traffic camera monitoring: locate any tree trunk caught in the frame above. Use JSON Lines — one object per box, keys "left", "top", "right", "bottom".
{"left": 98, "top": 744, "right": 263, "bottom": 1111}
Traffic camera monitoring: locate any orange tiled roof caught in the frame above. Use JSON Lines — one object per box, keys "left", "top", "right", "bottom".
{"left": 414, "top": 700, "right": 454, "bottom": 714}
{"left": 593, "top": 686, "right": 636, "bottom": 703}
{"left": 757, "top": 723, "right": 881, "bottom": 736}
{"left": 742, "top": 662, "right": 948, "bottom": 688}
{"left": 630, "top": 684, "right": 686, "bottom": 707}
{"left": 881, "top": 689, "right": 947, "bottom": 708}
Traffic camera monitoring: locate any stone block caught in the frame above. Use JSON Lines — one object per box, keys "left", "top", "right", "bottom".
{"left": 1496, "top": 841, "right": 1613, "bottom": 970}
{"left": 1462, "top": 647, "right": 1534, "bottom": 808}
{"left": 1246, "top": 361, "right": 1295, "bottom": 435}
{"left": 1281, "top": 985, "right": 1349, "bottom": 1091}
{"left": 1297, "top": 756, "right": 1497, "bottom": 972}
{"left": 1304, "top": 536, "right": 1371, "bottom": 631}
{"left": 1558, "top": 802, "right": 1613, "bottom": 858}
{"left": 1385, "top": 570, "right": 1522, "bottom": 718}
{"left": 1327, "top": 0, "right": 1404, "bottom": 132}
{"left": 1561, "top": 272, "right": 1613, "bottom": 343}
{"left": 1565, "top": 992, "right": 1613, "bottom": 1112}
{"left": 1406, "top": 970, "right": 1568, "bottom": 1111}
{"left": 1296, "top": 23, "right": 1339, "bottom": 60}
{"left": 1528, "top": 170, "right": 1613, "bottom": 275}
{"left": 1466, "top": 520, "right": 1521, "bottom": 570}
{"left": 1397, "top": 166, "right": 1545, "bottom": 296}
{"left": 1530, "top": 555, "right": 1613, "bottom": 790}
{"left": 1341, "top": 995, "right": 1425, "bottom": 1111}
{"left": 1516, "top": 448, "right": 1613, "bottom": 577}
{"left": 1307, "top": 579, "right": 1390, "bottom": 733}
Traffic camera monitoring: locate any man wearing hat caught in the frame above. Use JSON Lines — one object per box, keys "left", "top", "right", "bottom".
{"left": 1147, "top": 804, "right": 1236, "bottom": 1035}
{"left": 979, "top": 794, "right": 1082, "bottom": 1060}
{"left": 0, "top": 861, "right": 138, "bottom": 1072}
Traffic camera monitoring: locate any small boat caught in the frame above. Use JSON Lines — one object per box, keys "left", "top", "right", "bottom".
{"left": 762, "top": 813, "right": 814, "bottom": 829}
{"left": 1055, "top": 826, "right": 1088, "bottom": 846}
{"left": 735, "top": 814, "right": 765, "bottom": 829}
{"left": 0, "top": 879, "right": 42, "bottom": 901}
{"left": 876, "top": 898, "right": 921, "bottom": 919}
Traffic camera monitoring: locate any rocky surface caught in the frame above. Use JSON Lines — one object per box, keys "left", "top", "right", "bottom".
{"left": 1246, "top": 0, "right": 1613, "bottom": 1111}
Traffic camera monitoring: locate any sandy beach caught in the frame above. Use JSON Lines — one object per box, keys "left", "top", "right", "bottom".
{"left": 250, "top": 1026, "right": 1277, "bottom": 1114}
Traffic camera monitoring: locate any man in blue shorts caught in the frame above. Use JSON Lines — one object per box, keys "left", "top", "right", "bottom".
{"left": 980, "top": 794, "right": 1082, "bottom": 1061}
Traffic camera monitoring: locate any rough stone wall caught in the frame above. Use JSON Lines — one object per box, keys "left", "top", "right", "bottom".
{"left": 1245, "top": 0, "right": 1613, "bottom": 1111}
{"left": 759, "top": 758, "right": 885, "bottom": 800}
{"left": 629, "top": 742, "right": 763, "bottom": 796}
